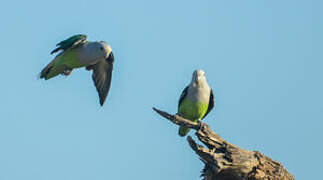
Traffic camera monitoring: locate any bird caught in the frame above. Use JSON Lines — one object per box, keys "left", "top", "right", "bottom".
{"left": 40, "top": 34, "right": 114, "bottom": 106}
{"left": 177, "top": 69, "right": 215, "bottom": 136}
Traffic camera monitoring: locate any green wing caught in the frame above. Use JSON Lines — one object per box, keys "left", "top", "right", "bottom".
{"left": 50, "top": 34, "right": 87, "bottom": 54}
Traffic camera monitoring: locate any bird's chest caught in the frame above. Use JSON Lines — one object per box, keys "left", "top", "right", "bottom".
{"left": 187, "top": 87, "right": 210, "bottom": 103}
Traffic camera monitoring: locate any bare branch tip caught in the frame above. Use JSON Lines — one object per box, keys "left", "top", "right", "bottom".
{"left": 152, "top": 107, "right": 159, "bottom": 112}
{"left": 187, "top": 136, "right": 198, "bottom": 150}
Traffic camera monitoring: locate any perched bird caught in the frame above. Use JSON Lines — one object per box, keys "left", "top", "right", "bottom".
{"left": 40, "top": 34, "right": 114, "bottom": 106}
{"left": 177, "top": 69, "right": 214, "bottom": 136}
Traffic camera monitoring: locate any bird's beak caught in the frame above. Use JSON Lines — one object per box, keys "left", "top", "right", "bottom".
{"left": 195, "top": 76, "right": 200, "bottom": 84}
{"left": 106, "top": 52, "right": 114, "bottom": 63}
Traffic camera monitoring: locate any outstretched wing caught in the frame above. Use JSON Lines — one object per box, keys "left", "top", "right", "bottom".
{"left": 202, "top": 89, "right": 215, "bottom": 120}
{"left": 50, "top": 34, "right": 87, "bottom": 54}
{"left": 178, "top": 86, "right": 189, "bottom": 110}
{"left": 86, "top": 52, "right": 114, "bottom": 106}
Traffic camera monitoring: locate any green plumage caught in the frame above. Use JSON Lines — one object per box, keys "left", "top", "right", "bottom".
{"left": 40, "top": 34, "right": 87, "bottom": 80}
{"left": 40, "top": 34, "right": 115, "bottom": 106}
{"left": 178, "top": 98, "right": 209, "bottom": 136}
{"left": 42, "top": 49, "right": 83, "bottom": 80}
{"left": 50, "top": 34, "right": 87, "bottom": 54}
{"left": 176, "top": 70, "right": 215, "bottom": 137}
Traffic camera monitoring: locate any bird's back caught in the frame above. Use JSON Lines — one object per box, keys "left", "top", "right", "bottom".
{"left": 76, "top": 42, "right": 105, "bottom": 65}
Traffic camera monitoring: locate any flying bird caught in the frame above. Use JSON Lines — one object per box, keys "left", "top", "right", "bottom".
{"left": 177, "top": 69, "right": 215, "bottom": 136}
{"left": 40, "top": 34, "right": 114, "bottom": 106}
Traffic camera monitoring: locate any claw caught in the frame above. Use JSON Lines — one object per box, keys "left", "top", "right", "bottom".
{"left": 63, "top": 69, "right": 73, "bottom": 76}
{"left": 197, "top": 119, "right": 203, "bottom": 130}
{"left": 61, "top": 66, "right": 73, "bottom": 76}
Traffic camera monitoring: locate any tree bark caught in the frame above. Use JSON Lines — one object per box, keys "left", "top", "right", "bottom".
{"left": 153, "top": 107, "right": 295, "bottom": 180}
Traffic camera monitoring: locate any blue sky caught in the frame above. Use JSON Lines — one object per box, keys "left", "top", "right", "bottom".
{"left": 0, "top": 0, "right": 322, "bottom": 179}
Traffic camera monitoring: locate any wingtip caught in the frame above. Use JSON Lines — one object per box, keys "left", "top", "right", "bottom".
{"left": 39, "top": 71, "right": 46, "bottom": 80}
{"left": 36, "top": 72, "right": 43, "bottom": 80}
{"left": 50, "top": 48, "right": 59, "bottom": 54}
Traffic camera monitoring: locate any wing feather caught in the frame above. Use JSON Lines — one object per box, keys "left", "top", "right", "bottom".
{"left": 202, "top": 89, "right": 215, "bottom": 119}
{"left": 50, "top": 34, "right": 87, "bottom": 54}
{"left": 87, "top": 52, "right": 114, "bottom": 106}
{"left": 178, "top": 86, "right": 189, "bottom": 110}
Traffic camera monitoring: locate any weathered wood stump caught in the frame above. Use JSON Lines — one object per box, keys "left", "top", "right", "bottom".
{"left": 153, "top": 107, "right": 295, "bottom": 180}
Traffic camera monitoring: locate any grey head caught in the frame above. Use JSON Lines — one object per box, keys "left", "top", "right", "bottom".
{"left": 190, "top": 69, "right": 208, "bottom": 87}
{"left": 186, "top": 69, "right": 211, "bottom": 102}
{"left": 98, "top": 41, "right": 113, "bottom": 59}
{"left": 79, "top": 41, "right": 113, "bottom": 65}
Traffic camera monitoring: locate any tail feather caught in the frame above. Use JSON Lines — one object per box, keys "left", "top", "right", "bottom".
{"left": 178, "top": 126, "right": 191, "bottom": 137}
{"left": 40, "top": 57, "right": 61, "bottom": 80}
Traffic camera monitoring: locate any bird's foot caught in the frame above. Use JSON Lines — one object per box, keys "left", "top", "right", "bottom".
{"left": 62, "top": 68, "right": 73, "bottom": 76}
{"left": 197, "top": 120, "right": 203, "bottom": 130}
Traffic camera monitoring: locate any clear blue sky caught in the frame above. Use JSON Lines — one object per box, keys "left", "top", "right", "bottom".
{"left": 0, "top": 0, "right": 321, "bottom": 179}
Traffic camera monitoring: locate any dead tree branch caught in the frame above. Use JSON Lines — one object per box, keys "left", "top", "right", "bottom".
{"left": 153, "top": 107, "right": 295, "bottom": 180}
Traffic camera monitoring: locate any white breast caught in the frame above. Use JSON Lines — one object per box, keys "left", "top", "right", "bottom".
{"left": 187, "top": 83, "right": 211, "bottom": 103}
